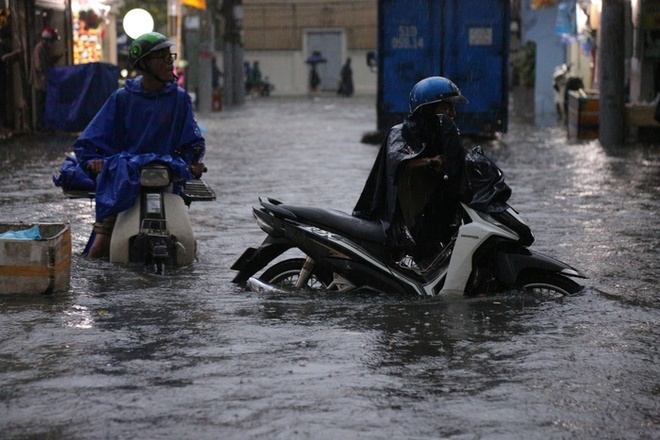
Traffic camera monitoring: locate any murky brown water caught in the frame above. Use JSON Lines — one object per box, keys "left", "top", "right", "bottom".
{"left": 1, "top": 95, "right": 658, "bottom": 439}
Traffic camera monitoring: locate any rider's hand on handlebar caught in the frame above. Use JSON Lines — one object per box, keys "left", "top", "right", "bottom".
{"left": 189, "top": 162, "right": 206, "bottom": 178}
{"left": 426, "top": 154, "right": 444, "bottom": 171}
{"left": 87, "top": 159, "right": 104, "bottom": 174}
{"left": 406, "top": 155, "right": 444, "bottom": 172}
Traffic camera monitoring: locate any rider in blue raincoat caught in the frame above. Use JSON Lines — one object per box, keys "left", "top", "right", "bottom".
{"left": 72, "top": 32, "right": 205, "bottom": 258}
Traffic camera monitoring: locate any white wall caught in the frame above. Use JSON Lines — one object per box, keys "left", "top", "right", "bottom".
{"left": 224, "top": 50, "right": 377, "bottom": 96}
{"left": 521, "top": 4, "right": 566, "bottom": 125}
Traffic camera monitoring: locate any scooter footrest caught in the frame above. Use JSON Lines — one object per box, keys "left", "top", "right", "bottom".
{"left": 63, "top": 189, "right": 95, "bottom": 199}
{"left": 184, "top": 179, "right": 216, "bottom": 202}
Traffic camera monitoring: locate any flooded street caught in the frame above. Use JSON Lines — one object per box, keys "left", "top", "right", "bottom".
{"left": 0, "top": 94, "right": 658, "bottom": 439}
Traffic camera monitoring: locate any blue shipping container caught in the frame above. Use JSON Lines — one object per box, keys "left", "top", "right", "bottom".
{"left": 377, "top": 0, "right": 510, "bottom": 136}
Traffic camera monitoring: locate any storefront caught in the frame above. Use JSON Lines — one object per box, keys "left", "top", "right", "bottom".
{"left": 71, "top": 0, "right": 116, "bottom": 65}
{"left": 523, "top": 0, "right": 658, "bottom": 141}
{"left": 1, "top": 0, "right": 118, "bottom": 135}
{"left": 31, "top": 0, "right": 117, "bottom": 66}
{"left": 627, "top": 0, "right": 660, "bottom": 139}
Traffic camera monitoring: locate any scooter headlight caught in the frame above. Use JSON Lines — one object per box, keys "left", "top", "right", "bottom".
{"left": 141, "top": 166, "right": 171, "bottom": 187}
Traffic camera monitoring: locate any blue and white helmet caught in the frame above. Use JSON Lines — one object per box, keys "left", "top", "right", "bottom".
{"left": 409, "top": 76, "right": 469, "bottom": 114}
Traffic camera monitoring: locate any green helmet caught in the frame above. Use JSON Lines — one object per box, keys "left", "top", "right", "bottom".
{"left": 129, "top": 32, "right": 174, "bottom": 68}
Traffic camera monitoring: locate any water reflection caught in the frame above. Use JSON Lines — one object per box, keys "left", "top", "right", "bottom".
{"left": 63, "top": 304, "right": 94, "bottom": 329}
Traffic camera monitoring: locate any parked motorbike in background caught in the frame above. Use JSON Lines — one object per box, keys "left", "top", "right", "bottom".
{"left": 553, "top": 63, "right": 585, "bottom": 122}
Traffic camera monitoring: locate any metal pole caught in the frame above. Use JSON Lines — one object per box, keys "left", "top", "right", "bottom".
{"left": 598, "top": 0, "right": 626, "bottom": 147}
{"left": 197, "top": 8, "right": 213, "bottom": 114}
{"left": 223, "top": 39, "right": 234, "bottom": 106}
{"left": 221, "top": 0, "right": 244, "bottom": 107}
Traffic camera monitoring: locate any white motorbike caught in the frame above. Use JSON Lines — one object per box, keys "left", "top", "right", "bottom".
{"left": 231, "top": 197, "right": 586, "bottom": 298}
{"left": 65, "top": 162, "right": 215, "bottom": 274}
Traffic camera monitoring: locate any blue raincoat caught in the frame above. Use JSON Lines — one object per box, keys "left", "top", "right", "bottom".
{"left": 71, "top": 77, "right": 205, "bottom": 221}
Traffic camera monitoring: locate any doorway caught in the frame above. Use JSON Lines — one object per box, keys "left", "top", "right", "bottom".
{"left": 305, "top": 30, "right": 343, "bottom": 92}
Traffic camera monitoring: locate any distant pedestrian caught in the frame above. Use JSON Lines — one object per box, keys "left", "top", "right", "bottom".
{"left": 176, "top": 67, "right": 185, "bottom": 88}
{"left": 244, "top": 61, "right": 252, "bottom": 93}
{"left": 212, "top": 56, "right": 222, "bottom": 91}
{"left": 337, "top": 57, "right": 354, "bottom": 97}
{"left": 309, "top": 65, "right": 321, "bottom": 95}
{"left": 29, "top": 27, "right": 63, "bottom": 130}
{"left": 175, "top": 59, "right": 187, "bottom": 89}
{"left": 249, "top": 60, "right": 262, "bottom": 98}
{"left": 306, "top": 50, "right": 326, "bottom": 97}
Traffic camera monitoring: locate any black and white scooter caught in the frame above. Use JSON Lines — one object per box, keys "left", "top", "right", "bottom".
{"left": 231, "top": 197, "right": 586, "bottom": 297}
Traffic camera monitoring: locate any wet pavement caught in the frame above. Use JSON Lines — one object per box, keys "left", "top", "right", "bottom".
{"left": 0, "top": 94, "right": 658, "bottom": 439}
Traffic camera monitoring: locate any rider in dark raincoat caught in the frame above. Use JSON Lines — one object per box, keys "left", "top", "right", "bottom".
{"left": 353, "top": 76, "right": 468, "bottom": 267}
{"left": 72, "top": 32, "right": 205, "bottom": 258}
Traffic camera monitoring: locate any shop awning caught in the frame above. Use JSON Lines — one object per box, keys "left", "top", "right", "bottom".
{"left": 35, "top": 0, "right": 121, "bottom": 11}
{"left": 35, "top": 0, "right": 66, "bottom": 11}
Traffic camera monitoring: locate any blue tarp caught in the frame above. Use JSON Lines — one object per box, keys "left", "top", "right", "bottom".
{"left": 45, "top": 62, "right": 119, "bottom": 132}
{"left": 0, "top": 225, "right": 42, "bottom": 240}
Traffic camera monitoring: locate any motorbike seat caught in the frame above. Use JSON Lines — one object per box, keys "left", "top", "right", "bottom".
{"left": 277, "top": 204, "right": 387, "bottom": 244}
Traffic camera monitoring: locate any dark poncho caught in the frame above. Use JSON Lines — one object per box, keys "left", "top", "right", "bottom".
{"left": 353, "top": 114, "right": 465, "bottom": 250}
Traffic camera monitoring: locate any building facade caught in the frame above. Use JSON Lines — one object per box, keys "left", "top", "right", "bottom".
{"left": 240, "top": 0, "right": 377, "bottom": 95}
{"left": 3, "top": 0, "right": 658, "bottom": 141}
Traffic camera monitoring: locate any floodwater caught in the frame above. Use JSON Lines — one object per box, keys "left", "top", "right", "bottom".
{"left": 0, "top": 95, "right": 658, "bottom": 439}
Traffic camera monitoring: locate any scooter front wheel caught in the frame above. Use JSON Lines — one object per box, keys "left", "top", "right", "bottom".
{"left": 517, "top": 270, "right": 584, "bottom": 299}
{"left": 259, "top": 258, "right": 333, "bottom": 291}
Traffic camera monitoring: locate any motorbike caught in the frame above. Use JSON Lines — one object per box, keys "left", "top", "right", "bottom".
{"left": 231, "top": 197, "right": 586, "bottom": 298}
{"left": 60, "top": 159, "right": 215, "bottom": 274}
{"left": 553, "top": 63, "right": 585, "bottom": 122}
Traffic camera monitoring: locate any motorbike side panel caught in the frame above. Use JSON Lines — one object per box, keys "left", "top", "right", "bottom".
{"left": 439, "top": 217, "right": 518, "bottom": 295}
{"left": 231, "top": 236, "right": 292, "bottom": 283}
{"left": 496, "top": 249, "right": 583, "bottom": 284}
{"left": 294, "top": 225, "right": 434, "bottom": 295}
{"left": 164, "top": 193, "right": 195, "bottom": 265}
{"left": 109, "top": 200, "right": 141, "bottom": 264}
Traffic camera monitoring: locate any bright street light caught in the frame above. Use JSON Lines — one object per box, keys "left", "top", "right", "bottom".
{"left": 123, "top": 8, "right": 154, "bottom": 39}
